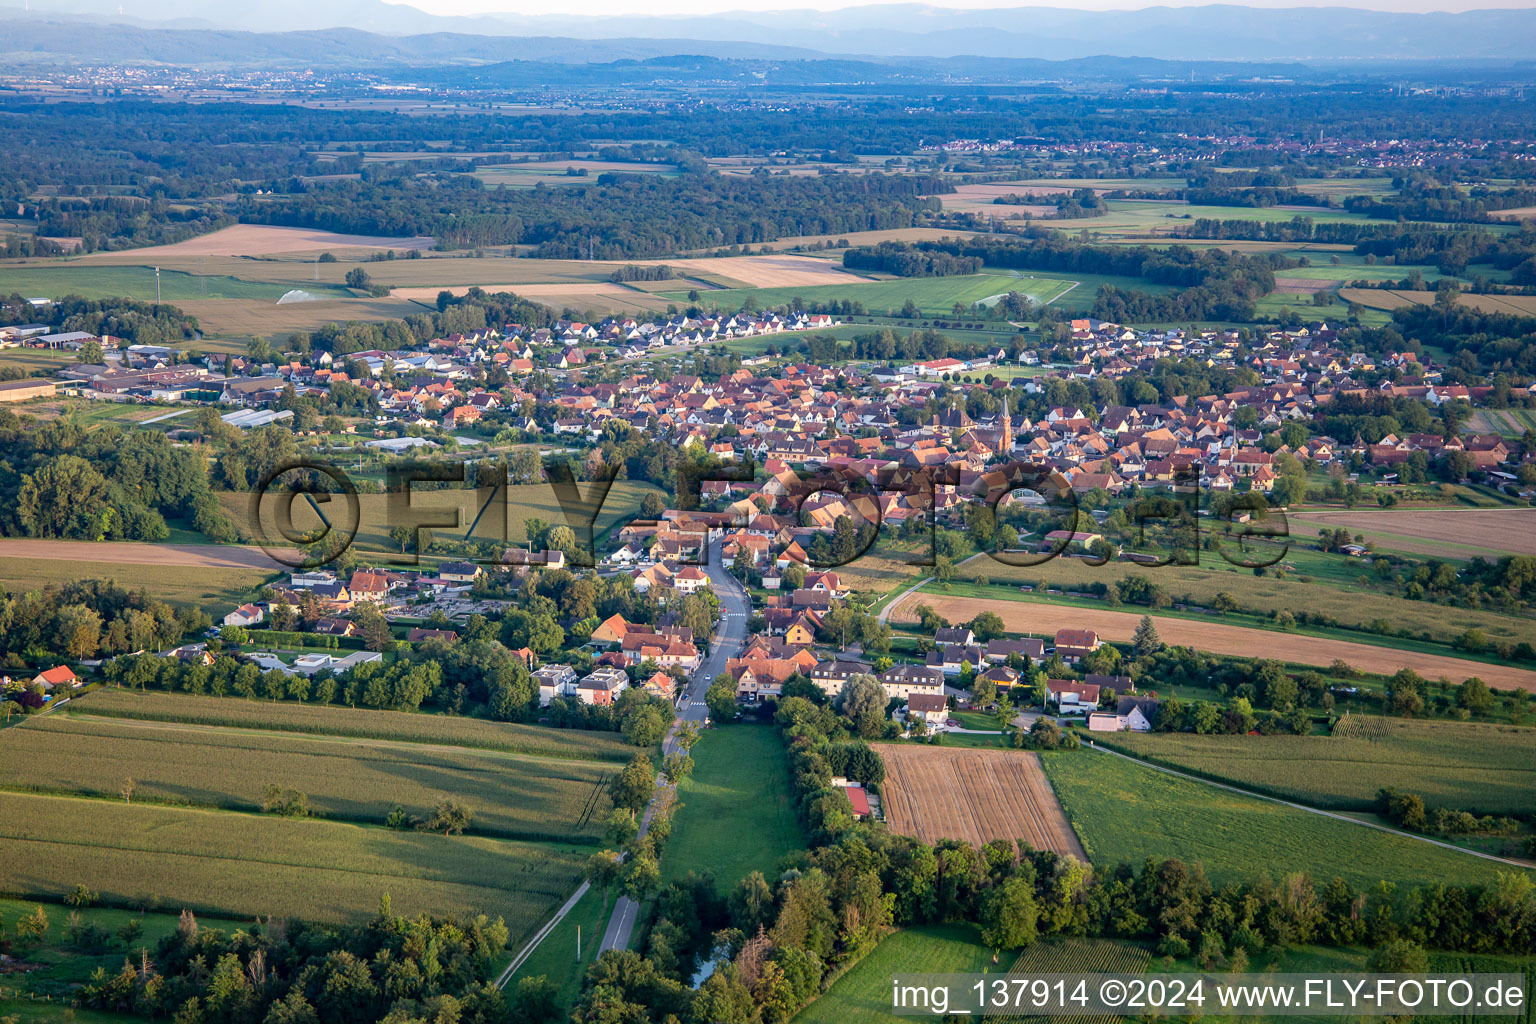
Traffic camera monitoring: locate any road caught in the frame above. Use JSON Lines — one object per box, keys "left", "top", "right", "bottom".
{"left": 596, "top": 538, "right": 752, "bottom": 955}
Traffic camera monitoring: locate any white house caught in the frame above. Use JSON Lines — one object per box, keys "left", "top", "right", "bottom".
{"left": 223, "top": 603, "right": 264, "bottom": 628}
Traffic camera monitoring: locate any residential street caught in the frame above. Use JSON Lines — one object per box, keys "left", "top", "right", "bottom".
{"left": 597, "top": 539, "right": 751, "bottom": 954}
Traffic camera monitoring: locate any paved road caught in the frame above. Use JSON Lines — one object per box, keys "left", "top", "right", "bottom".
{"left": 597, "top": 538, "right": 752, "bottom": 954}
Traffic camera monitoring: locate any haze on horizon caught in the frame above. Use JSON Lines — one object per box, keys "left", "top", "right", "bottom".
{"left": 393, "top": 0, "right": 1536, "bottom": 17}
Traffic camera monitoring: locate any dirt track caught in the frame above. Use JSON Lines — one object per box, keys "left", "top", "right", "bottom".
{"left": 892, "top": 594, "right": 1536, "bottom": 691}
{"left": 0, "top": 539, "right": 292, "bottom": 571}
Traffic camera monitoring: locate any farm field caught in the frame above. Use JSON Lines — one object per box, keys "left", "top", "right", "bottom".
{"left": 0, "top": 790, "right": 584, "bottom": 929}
{"left": 471, "top": 160, "right": 677, "bottom": 188}
{"left": 0, "top": 538, "right": 291, "bottom": 569}
{"left": 941, "top": 551, "right": 1536, "bottom": 647}
{"left": 663, "top": 724, "right": 806, "bottom": 885}
{"left": 68, "top": 689, "right": 636, "bottom": 763}
{"left": 72, "top": 224, "right": 435, "bottom": 257}
{"left": 993, "top": 938, "right": 1152, "bottom": 1024}
{"left": 1288, "top": 507, "right": 1536, "bottom": 558}
{"left": 1470, "top": 408, "right": 1536, "bottom": 436}
{"left": 0, "top": 714, "right": 615, "bottom": 842}
{"left": 1100, "top": 719, "right": 1536, "bottom": 815}
{"left": 1342, "top": 287, "right": 1536, "bottom": 317}
{"left": 391, "top": 281, "right": 676, "bottom": 314}
{"left": 0, "top": 555, "right": 280, "bottom": 610}
{"left": 793, "top": 924, "right": 999, "bottom": 1024}
{"left": 177, "top": 295, "right": 429, "bottom": 335}
{"left": 664, "top": 271, "right": 1076, "bottom": 318}
{"left": 0, "top": 264, "right": 351, "bottom": 303}
{"left": 1055, "top": 199, "right": 1383, "bottom": 240}
{"left": 1041, "top": 751, "right": 1521, "bottom": 891}
{"left": 215, "top": 478, "right": 665, "bottom": 556}
{"left": 875, "top": 744, "right": 1086, "bottom": 859}
{"left": 892, "top": 591, "right": 1536, "bottom": 690}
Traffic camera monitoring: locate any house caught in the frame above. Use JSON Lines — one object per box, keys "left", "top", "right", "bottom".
{"left": 673, "top": 566, "right": 711, "bottom": 595}
{"left": 349, "top": 570, "right": 394, "bottom": 602}
{"left": 1084, "top": 673, "right": 1134, "bottom": 695}
{"left": 926, "top": 644, "right": 984, "bottom": 677}
{"left": 32, "top": 665, "right": 79, "bottom": 690}
{"left": 978, "top": 664, "right": 1021, "bottom": 691}
{"left": 1088, "top": 697, "right": 1158, "bottom": 732}
{"left": 933, "top": 626, "right": 976, "bottom": 648}
{"left": 576, "top": 666, "right": 630, "bottom": 706}
{"left": 437, "top": 561, "right": 482, "bottom": 584}
{"left": 1054, "top": 629, "right": 1102, "bottom": 663}
{"left": 878, "top": 664, "right": 945, "bottom": 701}
{"left": 313, "top": 617, "right": 357, "bottom": 638}
{"left": 985, "top": 638, "right": 1045, "bottom": 664}
{"left": 592, "top": 613, "right": 631, "bottom": 646}
{"left": 223, "top": 603, "right": 264, "bottom": 628}
{"left": 642, "top": 671, "right": 677, "bottom": 701}
{"left": 845, "top": 785, "right": 872, "bottom": 820}
{"left": 534, "top": 664, "right": 579, "bottom": 706}
{"left": 906, "top": 692, "right": 948, "bottom": 726}
{"left": 1046, "top": 679, "right": 1101, "bottom": 712}
{"left": 810, "top": 658, "right": 871, "bottom": 699}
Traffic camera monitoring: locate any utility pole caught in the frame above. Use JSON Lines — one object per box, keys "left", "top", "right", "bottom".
{"left": 154, "top": 266, "right": 161, "bottom": 304}
{"left": 576, "top": 925, "right": 581, "bottom": 961}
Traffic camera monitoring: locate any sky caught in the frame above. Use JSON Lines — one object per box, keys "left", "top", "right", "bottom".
{"left": 397, "top": 0, "right": 1536, "bottom": 16}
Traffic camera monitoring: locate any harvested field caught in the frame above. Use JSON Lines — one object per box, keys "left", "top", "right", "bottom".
{"left": 0, "top": 556, "right": 278, "bottom": 609}
{"left": 995, "top": 939, "right": 1151, "bottom": 1024}
{"left": 1342, "top": 287, "right": 1536, "bottom": 317}
{"left": 875, "top": 744, "right": 1085, "bottom": 859}
{"left": 1493, "top": 206, "right": 1536, "bottom": 221}
{"left": 1289, "top": 507, "right": 1536, "bottom": 557}
{"left": 890, "top": 593, "right": 1536, "bottom": 691}
{"left": 646, "top": 254, "right": 866, "bottom": 288}
{"left": 1273, "top": 276, "right": 1333, "bottom": 293}
{"left": 0, "top": 538, "right": 291, "bottom": 570}
{"left": 79, "top": 224, "right": 435, "bottom": 258}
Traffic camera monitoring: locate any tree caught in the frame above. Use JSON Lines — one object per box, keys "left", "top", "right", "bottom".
{"left": 65, "top": 884, "right": 98, "bottom": 909}
{"left": 420, "top": 799, "right": 471, "bottom": 835}
{"left": 980, "top": 875, "right": 1038, "bottom": 949}
{"left": 639, "top": 492, "right": 667, "bottom": 518}
{"left": 661, "top": 750, "right": 694, "bottom": 784}
{"left": 353, "top": 603, "right": 394, "bottom": 653}
{"left": 623, "top": 852, "right": 660, "bottom": 902}
{"left": 345, "top": 267, "right": 372, "bottom": 290}
{"left": 970, "top": 611, "right": 1006, "bottom": 643}
{"left": 705, "top": 677, "right": 738, "bottom": 721}
{"left": 935, "top": 555, "right": 955, "bottom": 583}
{"left": 609, "top": 753, "right": 656, "bottom": 815}
{"left": 1132, "top": 615, "right": 1163, "bottom": 656}
{"left": 1457, "top": 676, "right": 1494, "bottom": 715}
{"left": 584, "top": 850, "right": 624, "bottom": 901}
{"left": 840, "top": 674, "right": 887, "bottom": 738}
{"left": 622, "top": 705, "right": 669, "bottom": 747}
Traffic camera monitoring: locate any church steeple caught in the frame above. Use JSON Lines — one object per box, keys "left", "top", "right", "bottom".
{"left": 1000, "top": 398, "right": 1013, "bottom": 458}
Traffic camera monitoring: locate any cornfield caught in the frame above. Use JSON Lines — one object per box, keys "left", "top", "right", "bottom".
{"left": 1099, "top": 719, "right": 1536, "bottom": 815}
{"left": 70, "top": 689, "right": 635, "bottom": 762}
{"left": 0, "top": 791, "right": 584, "bottom": 937}
{"left": 993, "top": 938, "right": 1151, "bottom": 1024}
{"left": 1, "top": 715, "right": 612, "bottom": 843}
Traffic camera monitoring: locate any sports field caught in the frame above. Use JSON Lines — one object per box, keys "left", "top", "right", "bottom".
{"left": 1041, "top": 751, "right": 1523, "bottom": 891}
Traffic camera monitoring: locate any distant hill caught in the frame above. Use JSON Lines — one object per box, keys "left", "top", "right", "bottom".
{"left": 3, "top": 2, "right": 1536, "bottom": 62}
